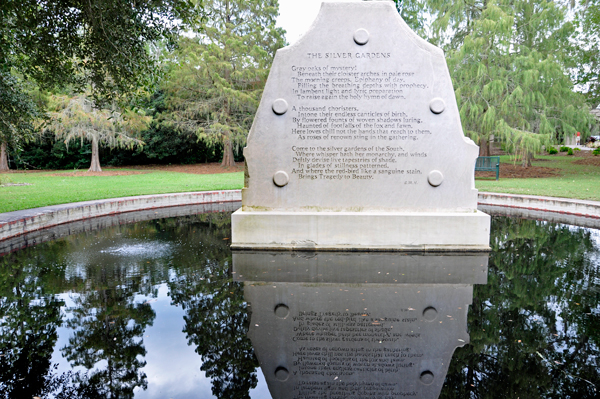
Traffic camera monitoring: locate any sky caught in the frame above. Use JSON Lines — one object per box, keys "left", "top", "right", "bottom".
{"left": 277, "top": 0, "right": 364, "bottom": 45}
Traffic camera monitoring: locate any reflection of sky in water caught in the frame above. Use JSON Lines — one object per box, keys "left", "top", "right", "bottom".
{"left": 52, "top": 284, "right": 270, "bottom": 398}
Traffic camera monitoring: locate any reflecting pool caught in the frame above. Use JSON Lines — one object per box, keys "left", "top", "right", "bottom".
{"left": 0, "top": 206, "right": 599, "bottom": 398}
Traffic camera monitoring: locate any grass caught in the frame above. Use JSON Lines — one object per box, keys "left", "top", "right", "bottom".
{"left": 1, "top": 153, "right": 599, "bottom": 214}
{"left": 475, "top": 154, "right": 600, "bottom": 201}
{"left": 0, "top": 169, "right": 244, "bottom": 213}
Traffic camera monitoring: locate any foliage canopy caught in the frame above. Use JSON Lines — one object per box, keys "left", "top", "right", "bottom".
{"left": 423, "top": 0, "right": 594, "bottom": 163}
{"left": 46, "top": 95, "right": 147, "bottom": 171}
{"left": 163, "top": 0, "right": 286, "bottom": 166}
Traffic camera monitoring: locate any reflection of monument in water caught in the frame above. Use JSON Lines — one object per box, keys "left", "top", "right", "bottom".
{"left": 234, "top": 252, "right": 488, "bottom": 398}
{"left": 230, "top": 2, "right": 492, "bottom": 397}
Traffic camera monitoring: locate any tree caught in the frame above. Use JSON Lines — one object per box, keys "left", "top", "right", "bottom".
{"left": 46, "top": 95, "right": 147, "bottom": 172}
{"left": 0, "top": 73, "right": 40, "bottom": 171}
{"left": 1, "top": 0, "right": 197, "bottom": 105}
{"left": 164, "top": 0, "right": 286, "bottom": 167}
{"left": 572, "top": 1, "right": 600, "bottom": 108}
{"left": 423, "top": 0, "right": 594, "bottom": 163}
{"left": 0, "top": 0, "right": 197, "bottom": 170}
{"left": 393, "top": 0, "right": 428, "bottom": 36}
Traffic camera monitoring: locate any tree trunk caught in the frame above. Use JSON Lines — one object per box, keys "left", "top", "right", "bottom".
{"left": 89, "top": 136, "right": 102, "bottom": 172}
{"left": 0, "top": 142, "right": 8, "bottom": 171}
{"left": 521, "top": 151, "right": 532, "bottom": 168}
{"left": 221, "top": 133, "right": 235, "bottom": 167}
{"left": 479, "top": 136, "right": 490, "bottom": 156}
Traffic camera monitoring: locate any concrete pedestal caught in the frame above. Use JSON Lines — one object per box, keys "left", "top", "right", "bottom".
{"left": 231, "top": 210, "right": 490, "bottom": 251}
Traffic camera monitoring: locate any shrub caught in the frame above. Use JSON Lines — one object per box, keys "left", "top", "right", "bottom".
{"left": 574, "top": 147, "right": 581, "bottom": 151}
{"left": 13, "top": 131, "right": 92, "bottom": 170}
{"left": 547, "top": 147, "right": 558, "bottom": 154}
{"left": 593, "top": 148, "right": 600, "bottom": 156}
{"left": 559, "top": 146, "right": 570, "bottom": 152}
{"left": 567, "top": 147, "right": 574, "bottom": 155}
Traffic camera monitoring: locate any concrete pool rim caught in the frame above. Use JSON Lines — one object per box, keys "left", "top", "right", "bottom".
{"left": 1, "top": 190, "right": 600, "bottom": 242}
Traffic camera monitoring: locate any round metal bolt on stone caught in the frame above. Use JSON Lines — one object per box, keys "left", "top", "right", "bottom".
{"left": 354, "top": 28, "right": 370, "bottom": 45}
{"left": 272, "top": 98, "right": 288, "bottom": 115}
{"left": 429, "top": 97, "right": 445, "bottom": 114}
{"left": 273, "top": 171, "right": 290, "bottom": 187}
{"left": 275, "top": 367, "right": 289, "bottom": 381}
{"left": 274, "top": 304, "right": 290, "bottom": 318}
{"left": 423, "top": 306, "right": 438, "bottom": 321}
{"left": 428, "top": 170, "right": 444, "bottom": 187}
{"left": 420, "top": 371, "right": 435, "bottom": 385}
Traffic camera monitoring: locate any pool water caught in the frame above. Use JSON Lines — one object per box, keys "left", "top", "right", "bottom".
{"left": 0, "top": 211, "right": 598, "bottom": 398}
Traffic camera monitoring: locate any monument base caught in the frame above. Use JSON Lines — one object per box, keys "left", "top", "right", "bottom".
{"left": 231, "top": 210, "right": 491, "bottom": 251}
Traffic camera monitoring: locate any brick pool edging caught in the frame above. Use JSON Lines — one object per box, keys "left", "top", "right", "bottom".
{"left": 1, "top": 190, "right": 600, "bottom": 242}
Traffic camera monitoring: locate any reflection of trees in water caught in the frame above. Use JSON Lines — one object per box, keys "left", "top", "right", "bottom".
{"left": 57, "top": 219, "right": 174, "bottom": 398}
{"left": 0, "top": 219, "right": 162, "bottom": 398}
{"left": 0, "top": 241, "right": 71, "bottom": 398}
{"left": 61, "top": 287, "right": 155, "bottom": 398}
{"left": 0, "top": 211, "right": 258, "bottom": 398}
{"left": 442, "top": 217, "right": 600, "bottom": 398}
{"left": 57, "top": 212, "right": 235, "bottom": 398}
{"left": 168, "top": 212, "right": 259, "bottom": 399}
{"left": 0, "top": 241, "right": 99, "bottom": 398}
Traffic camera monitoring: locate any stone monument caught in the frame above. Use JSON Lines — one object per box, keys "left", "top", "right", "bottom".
{"left": 231, "top": 1, "right": 490, "bottom": 251}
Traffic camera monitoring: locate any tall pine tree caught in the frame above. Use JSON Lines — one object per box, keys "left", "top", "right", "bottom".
{"left": 163, "top": 0, "right": 286, "bottom": 167}
{"left": 572, "top": 0, "right": 600, "bottom": 109}
{"left": 426, "top": 0, "right": 594, "bottom": 163}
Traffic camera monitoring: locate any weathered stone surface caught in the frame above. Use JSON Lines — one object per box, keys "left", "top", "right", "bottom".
{"left": 232, "top": 1, "right": 490, "bottom": 250}
{"left": 232, "top": 211, "right": 490, "bottom": 250}
{"left": 243, "top": 1, "right": 478, "bottom": 212}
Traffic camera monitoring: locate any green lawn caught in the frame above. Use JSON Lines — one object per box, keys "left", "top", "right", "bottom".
{"left": 475, "top": 154, "right": 600, "bottom": 201}
{"left": 0, "top": 169, "right": 244, "bottom": 213}
{"left": 1, "top": 153, "right": 599, "bottom": 214}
